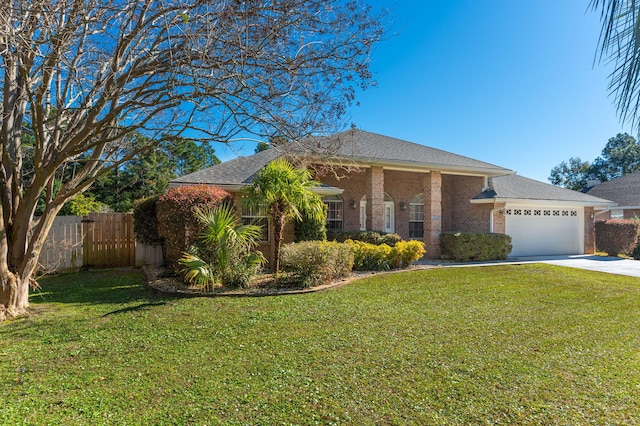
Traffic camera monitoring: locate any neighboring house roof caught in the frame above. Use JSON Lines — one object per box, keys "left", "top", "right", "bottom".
{"left": 301, "top": 129, "right": 514, "bottom": 176}
{"left": 472, "top": 174, "right": 614, "bottom": 206}
{"left": 584, "top": 170, "right": 640, "bottom": 208}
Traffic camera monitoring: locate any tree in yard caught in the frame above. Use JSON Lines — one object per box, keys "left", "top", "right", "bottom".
{"left": 244, "top": 158, "right": 326, "bottom": 273}
{"left": 548, "top": 133, "right": 640, "bottom": 190}
{"left": 0, "top": 0, "right": 385, "bottom": 320}
{"left": 549, "top": 157, "right": 592, "bottom": 191}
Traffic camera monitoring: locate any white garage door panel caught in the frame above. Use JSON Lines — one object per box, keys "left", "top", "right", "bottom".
{"left": 506, "top": 207, "right": 582, "bottom": 257}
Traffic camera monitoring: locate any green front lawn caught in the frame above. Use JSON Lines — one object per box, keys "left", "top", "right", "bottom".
{"left": 2, "top": 265, "right": 640, "bottom": 424}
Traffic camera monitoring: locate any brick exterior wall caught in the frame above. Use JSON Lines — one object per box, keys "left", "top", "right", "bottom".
{"left": 443, "top": 175, "right": 490, "bottom": 232}
{"left": 424, "top": 171, "right": 443, "bottom": 257}
{"left": 492, "top": 203, "right": 507, "bottom": 234}
{"left": 584, "top": 206, "right": 595, "bottom": 254}
{"left": 366, "top": 166, "right": 385, "bottom": 231}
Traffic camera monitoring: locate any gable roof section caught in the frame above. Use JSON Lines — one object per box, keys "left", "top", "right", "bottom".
{"left": 584, "top": 170, "right": 640, "bottom": 207}
{"left": 169, "top": 148, "right": 283, "bottom": 189}
{"left": 304, "top": 130, "right": 514, "bottom": 176}
{"left": 472, "top": 174, "right": 614, "bottom": 206}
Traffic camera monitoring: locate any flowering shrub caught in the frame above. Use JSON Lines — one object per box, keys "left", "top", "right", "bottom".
{"left": 595, "top": 219, "right": 639, "bottom": 256}
{"left": 281, "top": 241, "right": 354, "bottom": 288}
{"left": 440, "top": 232, "right": 512, "bottom": 262}
{"left": 389, "top": 240, "right": 426, "bottom": 268}
{"left": 345, "top": 239, "right": 391, "bottom": 271}
{"left": 156, "top": 185, "right": 231, "bottom": 271}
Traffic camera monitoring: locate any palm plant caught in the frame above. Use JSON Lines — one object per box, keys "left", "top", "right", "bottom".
{"left": 592, "top": 0, "right": 640, "bottom": 132}
{"left": 179, "top": 204, "right": 265, "bottom": 289}
{"left": 244, "top": 157, "right": 326, "bottom": 273}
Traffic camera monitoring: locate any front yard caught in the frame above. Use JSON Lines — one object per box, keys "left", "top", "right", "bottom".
{"left": 2, "top": 265, "right": 640, "bottom": 424}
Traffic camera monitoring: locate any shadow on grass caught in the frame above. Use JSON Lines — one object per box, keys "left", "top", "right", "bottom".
{"left": 31, "top": 268, "right": 177, "bottom": 306}
{"left": 101, "top": 301, "right": 168, "bottom": 317}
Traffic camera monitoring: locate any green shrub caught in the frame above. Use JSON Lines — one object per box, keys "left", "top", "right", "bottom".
{"left": 595, "top": 219, "right": 639, "bottom": 256}
{"left": 345, "top": 239, "right": 391, "bottom": 271}
{"left": 281, "top": 241, "right": 354, "bottom": 288}
{"left": 294, "top": 208, "right": 327, "bottom": 242}
{"left": 60, "top": 193, "right": 109, "bottom": 216}
{"left": 440, "top": 232, "right": 512, "bottom": 262}
{"left": 157, "top": 185, "right": 232, "bottom": 272}
{"left": 133, "top": 196, "right": 163, "bottom": 245}
{"left": 179, "top": 204, "right": 265, "bottom": 290}
{"left": 327, "top": 230, "right": 401, "bottom": 246}
{"left": 389, "top": 240, "right": 426, "bottom": 268}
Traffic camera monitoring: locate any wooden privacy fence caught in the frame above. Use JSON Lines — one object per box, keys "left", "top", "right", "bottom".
{"left": 37, "top": 213, "right": 163, "bottom": 273}
{"left": 83, "top": 213, "right": 135, "bottom": 268}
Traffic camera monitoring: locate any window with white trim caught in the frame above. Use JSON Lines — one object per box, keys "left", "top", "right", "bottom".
{"left": 611, "top": 209, "right": 624, "bottom": 219}
{"left": 409, "top": 193, "right": 425, "bottom": 239}
{"left": 323, "top": 195, "right": 343, "bottom": 231}
{"left": 241, "top": 204, "right": 269, "bottom": 241}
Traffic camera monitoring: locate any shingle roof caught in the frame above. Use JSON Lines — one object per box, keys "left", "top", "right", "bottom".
{"left": 305, "top": 129, "right": 513, "bottom": 175}
{"left": 472, "top": 174, "right": 614, "bottom": 205}
{"left": 584, "top": 170, "right": 640, "bottom": 207}
{"left": 170, "top": 147, "right": 283, "bottom": 186}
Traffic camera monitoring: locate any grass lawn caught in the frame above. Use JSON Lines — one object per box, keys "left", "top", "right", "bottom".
{"left": 2, "top": 265, "right": 640, "bottom": 424}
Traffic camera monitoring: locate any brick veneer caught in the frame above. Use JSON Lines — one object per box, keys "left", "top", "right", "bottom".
{"left": 424, "top": 171, "right": 442, "bottom": 257}
{"left": 584, "top": 207, "right": 595, "bottom": 254}
{"left": 366, "top": 166, "right": 385, "bottom": 231}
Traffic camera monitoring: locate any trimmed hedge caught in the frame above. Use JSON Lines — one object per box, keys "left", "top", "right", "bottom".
{"left": 345, "top": 239, "right": 426, "bottom": 271}
{"left": 595, "top": 219, "right": 639, "bottom": 256}
{"left": 327, "top": 230, "right": 401, "bottom": 246}
{"left": 281, "top": 241, "right": 354, "bottom": 288}
{"left": 156, "top": 185, "right": 232, "bottom": 272}
{"left": 440, "top": 232, "right": 512, "bottom": 262}
{"left": 345, "top": 240, "right": 391, "bottom": 271}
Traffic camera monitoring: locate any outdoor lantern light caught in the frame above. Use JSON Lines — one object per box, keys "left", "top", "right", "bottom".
{"left": 400, "top": 201, "right": 407, "bottom": 210}
{"left": 350, "top": 199, "right": 356, "bottom": 209}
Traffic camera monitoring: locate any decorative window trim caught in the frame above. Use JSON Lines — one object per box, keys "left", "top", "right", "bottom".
{"left": 242, "top": 204, "right": 269, "bottom": 242}
{"left": 323, "top": 195, "right": 344, "bottom": 231}
{"left": 409, "top": 193, "right": 425, "bottom": 239}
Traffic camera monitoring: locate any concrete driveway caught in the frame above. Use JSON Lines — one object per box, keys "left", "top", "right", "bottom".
{"left": 511, "top": 255, "right": 640, "bottom": 278}
{"left": 423, "top": 255, "right": 640, "bottom": 278}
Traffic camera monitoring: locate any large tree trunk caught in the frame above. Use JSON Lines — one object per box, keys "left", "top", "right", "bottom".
{"left": 0, "top": 271, "right": 29, "bottom": 321}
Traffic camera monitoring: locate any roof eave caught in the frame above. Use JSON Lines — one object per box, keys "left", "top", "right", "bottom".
{"left": 305, "top": 155, "right": 515, "bottom": 177}
{"left": 470, "top": 197, "right": 617, "bottom": 207}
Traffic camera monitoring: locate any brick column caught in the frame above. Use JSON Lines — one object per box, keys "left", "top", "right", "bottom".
{"left": 424, "top": 171, "right": 442, "bottom": 258}
{"left": 584, "top": 207, "right": 595, "bottom": 254}
{"left": 366, "top": 166, "right": 385, "bottom": 231}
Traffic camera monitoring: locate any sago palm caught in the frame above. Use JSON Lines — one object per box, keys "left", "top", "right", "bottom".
{"left": 179, "top": 204, "right": 265, "bottom": 289}
{"left": 244, "top": 157, "right": 326, "bottom": 273}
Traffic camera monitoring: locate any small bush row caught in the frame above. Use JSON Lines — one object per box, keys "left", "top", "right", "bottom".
{"left": 281, "top": 239, "right": 426, "bottom": 286}
{"left": 440, "top": 232, "right": 512, "bottom": 262}
{"left": 595, "top": 219, "right": 639, "bottom": 256}
{"left": 327, "top": 230, "right": 401, "bottom": 246}
{"left": 344, "top": 239, "right": 426, "bottom": 271}
{"left": 280, "top": 241, "right": 354, "bottom": 288}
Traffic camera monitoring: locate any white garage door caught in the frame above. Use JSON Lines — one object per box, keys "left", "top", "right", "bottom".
{"left": 505, "top": 207, "right": 582, "bottom": 257}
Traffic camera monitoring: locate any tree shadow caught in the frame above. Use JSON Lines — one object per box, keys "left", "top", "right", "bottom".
{"left": 31, "top": 268, "right": 177, "bottom": 306}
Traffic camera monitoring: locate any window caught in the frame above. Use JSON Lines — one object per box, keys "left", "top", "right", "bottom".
{"left": 323, "top": 195, "right": 343, "bottom": 231}
{"left": 611, "top": 209, "right": 624, "bottom": 219}
{"left": 242, "top": 204, "right": 269, "bottom": 241}
{"left": 409, "top": 193, "right": 425, "bottom": 239}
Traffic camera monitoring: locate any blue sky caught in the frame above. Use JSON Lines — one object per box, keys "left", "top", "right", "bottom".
{"left": 216, "top": 0, "right": 630, "bottom": 183}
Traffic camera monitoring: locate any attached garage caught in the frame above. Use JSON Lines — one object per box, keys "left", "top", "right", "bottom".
{"left": 472, "top": 175, "right": 615, "bottom": 257}
{"left": 505, "top": 206, "right": 582, "bottom": 256}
